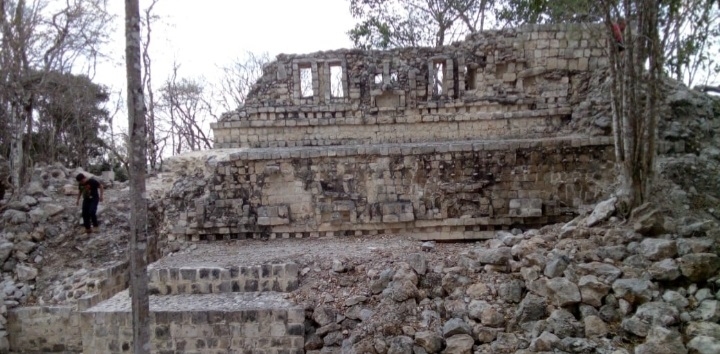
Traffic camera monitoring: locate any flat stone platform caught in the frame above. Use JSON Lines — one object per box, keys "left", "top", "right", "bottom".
{"left": 82, "top": 290, "right": 304, "bottom": 354}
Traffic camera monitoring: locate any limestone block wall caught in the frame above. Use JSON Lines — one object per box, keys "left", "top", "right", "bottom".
{"left": 81, "top": 292, "right": 305, "bottom": 354}
{"left": 169, "top": 137, "right": 614, "bottom": 240}
{"left": 213, "top": 24, "right": 610, "bottom": 148}
{"left": 7, "top": 261, "right": 129, "bottom": 352}
{"left": 7, "top": 306, "right": 82, "bottom": 352}
{"left": 148, "top": 263, "right": 299, "bottom": 295}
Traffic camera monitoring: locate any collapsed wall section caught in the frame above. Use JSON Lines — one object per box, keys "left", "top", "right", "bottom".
{"left": 168, "top": 137, "right": 614, "bottom": 241}
{"left": 213, "top": 24, "right": 609, "bottom": 148}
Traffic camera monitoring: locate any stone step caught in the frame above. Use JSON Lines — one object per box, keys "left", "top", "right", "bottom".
{"left": 148, "top": 262, "right": 299, "bottom": 295}
{"left": 81, "top": 290, "right": 304, "bottom": 354}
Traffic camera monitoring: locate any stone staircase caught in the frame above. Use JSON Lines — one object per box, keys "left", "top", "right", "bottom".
{"left": 81, "top": 258, "right": 304, "bottom": 353}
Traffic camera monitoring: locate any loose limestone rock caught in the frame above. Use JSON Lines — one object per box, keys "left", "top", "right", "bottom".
{"left": 473, "top": 247, "right": 512, "bottom": 265}
{"left": 638, "top": 238, "right": 677, "bottom": 261}
{"left": 442, "top": 318, "right": 472, "bottom": 338}
{"left": 687, "top": 336, "right": 720, "bottom": 354}
{"left": 648, "top": 258, "right": 681, "bottom": 281}
{"left": 15, "top": 264, "right": 38, "bottom": 281}
{"left": 634, "top": 326, "right": 687, "bottom": 354}
{"left": 584, "top": 315, "right": 609, "bottom": 338}
{"left": 579, "top": 275, "right": 611, "bottom": 307}
{"left": 586, "top": 197, "right": 617, "bottom": 227}
{"left": 530, "top": 331, "right": 560, "bottom": 352}
{"left": 685, "top": 321, "right": 720, "bottom": 339}
{"left": 679, "top": 253, "right": 720, "bottom": 282}
{"left": 414, "top": 331, "right": 444, "bottom": 353}
{"left": 516, "top": 293, "right": 547, "bottom": 323}
{"left": 442, "top": 334, "right": 474, "bottom": 354}
{"left": 612, "top": 278, "right": 654, "bottom": 304}
{"left": 546, "top": 277, "right": 581, "bottom": 307}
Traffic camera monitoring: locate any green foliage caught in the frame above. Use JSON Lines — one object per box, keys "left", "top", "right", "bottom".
{"left": 496, "top": 0, "right": 601, "bottom": 26}
{"left": 31, "top": 71, "right": 111, "bottom": 167}
{"left": 348, "top": 0, "right": 495, "bottom": 48}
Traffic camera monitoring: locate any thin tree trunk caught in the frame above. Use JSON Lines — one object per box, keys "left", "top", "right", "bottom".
{"left": 124, "top": 0, "right": 150, "bottom": 352}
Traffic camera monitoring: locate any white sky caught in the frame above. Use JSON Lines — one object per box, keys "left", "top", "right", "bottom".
{"left": 95, "top": 0, "right": 356, "bottom": 130}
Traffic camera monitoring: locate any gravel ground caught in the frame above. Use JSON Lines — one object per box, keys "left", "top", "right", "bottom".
{"left": 152, "top": 234, "right": 439, "bottom": 268}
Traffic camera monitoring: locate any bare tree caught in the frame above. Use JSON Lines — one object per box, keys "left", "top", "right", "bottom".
{"left": 124, "top": 0, "right": 150, "bottom": 352}
{"left": 601, "top": 0, "right": 663, "bottom": 207}
{"left": 141, "top": 0, "right": 160, "bottom": 171}
{"left": 158, "top": 64, "right": 213, "bottom": 155}
{"left": 0, "top": 0, "right": 113, "bottom": 194}
{"left": 216, "top": 51, "right": 269, "bottom": 113}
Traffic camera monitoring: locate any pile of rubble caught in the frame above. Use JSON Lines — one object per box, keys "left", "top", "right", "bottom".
{"left": 287, "top": 200, "right": 720, "bottom": 354}
{"left": 0, "top": 164, "right": 132, "bottom": 351}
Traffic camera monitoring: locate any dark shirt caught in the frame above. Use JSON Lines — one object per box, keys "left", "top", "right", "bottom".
{"left": 79, "top": 178, "right": 101, "bottom": 200}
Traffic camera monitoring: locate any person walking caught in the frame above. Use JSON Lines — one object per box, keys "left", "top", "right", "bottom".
{"left": 76, "top": 173, "right": 103, "bottom": 234}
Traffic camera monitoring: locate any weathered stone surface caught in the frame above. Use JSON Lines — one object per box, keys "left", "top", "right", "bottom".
{"left": 15, "top": 264, "right": 38, "bottom": 281}
{"left": 679, "top": 253, "right": 720, "bottom": 282}
{"left": 473, "top": 247, "right": 512, "bottom": 265}
{"left": 662, "top": 290, "right": 689, "bottom": 309}
{"left": 622, "top": 316, "right": 651, "bottom": 337}
{"left": 442, "top": 318, "right": 472, "bottom": 338}
{"left": 676, "top": 238, "right": 715, "bottom": 256}
{"left": 442, "top": 334, "right": 473, "bottom": 354}
{"left": 635, "top": 301, "right": 679, "bottom": 326}
{"left": 498, "top": 279, "right": 524, "bottom": 303}
{"left": 584, "top": 315, "right": 608, "bottom": 338}
{"left": 586, "top": 197, "right": 616, "bottom": 227}
{"left": 576, "top": 262, "right": 623, "bottom": 283}
{"left": 530, "top": 331, "right": 560, "bottom": 352}
{"left": 314, "top": 306, "right": 337, "bottom": 326}
{"left": 480, "top": 307, "right": 505, "bottom": 328}
{"left": 406, "top": 253, "right": 427, "bottom": 275}
{"left": 516, "top": 293, "right": 547, "bottom": 322}
{"left": 578, "top": 275, "right": 610, "bottom": 307}
{"left": 631, "top": 204, "right": 670, "bottom": 236}
{"left": 634, "top": 326, "right": 687, "bottom": 354}
{"left": 687, "top": 336, "right": 720, "bottom": 354}
{"left": 638, "top": 238, "right": 677, "bottom": 261}
{"left": 0, "top": 242, "right": 14, "bottom": 263}
{"left": 414, "top": 331, "right": 444, "bottom": 353}
{"left": 468, "top": 300, "right": 490, "bottom": 321}
{"left": 646, "top": 260, "right": 680, "bottom": 283}
{"left": 2, "top": 210, "right": 27, "bottom": 224}
{"left": 693, "top": 300, "right": 720, "bottom": 322}
{"left": 544, "top": 255, "right": 569, "bottom": 278}
{"left": 546, "top": 308, "right": 582, "bottom": 338}
{"left": 546, "top": 277, "right": 581, "bottom": 307}
{"left": 685, "top": 321, "right": 720, "bottom": 340}
{"left": 465, "top": 283, "right": 490, "bottom": 299}
{"left": 612, "top": 278, "right": 654, "bottom": 304}
{"left": 387, "top": 336, "right": 414, "bottom": 354}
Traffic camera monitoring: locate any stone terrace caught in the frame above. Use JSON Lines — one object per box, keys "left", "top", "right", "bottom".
{"left": 165, "top": 23, "right": 617, "bottom": 242}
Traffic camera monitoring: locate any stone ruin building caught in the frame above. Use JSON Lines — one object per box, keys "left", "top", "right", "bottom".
{"left": 8, "top": 23, "right": 622, "bottom": 353}
{"left": 177, "top": 23, "right": 615, "bottom": 242}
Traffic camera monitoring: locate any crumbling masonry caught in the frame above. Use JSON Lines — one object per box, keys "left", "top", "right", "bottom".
{"left": 171, "top": 23, "right": 616, "bottom": 242}
{"left": 8, "top": 24, "right": 621, "bottom": 354}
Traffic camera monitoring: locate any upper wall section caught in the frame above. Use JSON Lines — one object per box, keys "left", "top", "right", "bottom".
{"left": 212, "top": 24, "right": 610, "bottom": 148}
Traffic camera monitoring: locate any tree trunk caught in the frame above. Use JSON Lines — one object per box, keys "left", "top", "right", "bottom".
{"left": 124, "top": 0, "right": 150, "bottom": 352}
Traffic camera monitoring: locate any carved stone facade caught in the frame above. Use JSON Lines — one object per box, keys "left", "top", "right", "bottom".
{"left": 172, "top": 24, "right": 615, "bottom": 241}
{"left": 213, "top": 24, "right": 609, "bottom": 149}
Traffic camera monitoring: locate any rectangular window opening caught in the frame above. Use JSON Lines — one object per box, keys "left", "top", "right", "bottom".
{"left": 433, "top": 62, "right": 445, "bottom": 96}
{"left": 300, "top": 66, "right": 313, "bottom": 98}
{"left": 374, "top": 73, "right": 383, "bottom": 85}
{"left": 330, "top": 65, "right": 344, "bottom": 98}
{"left": 390, "top": 72, "right": 399, "bottom": 83}
{"left": 464, "top": 65, "right": 476, "bottom": 90}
